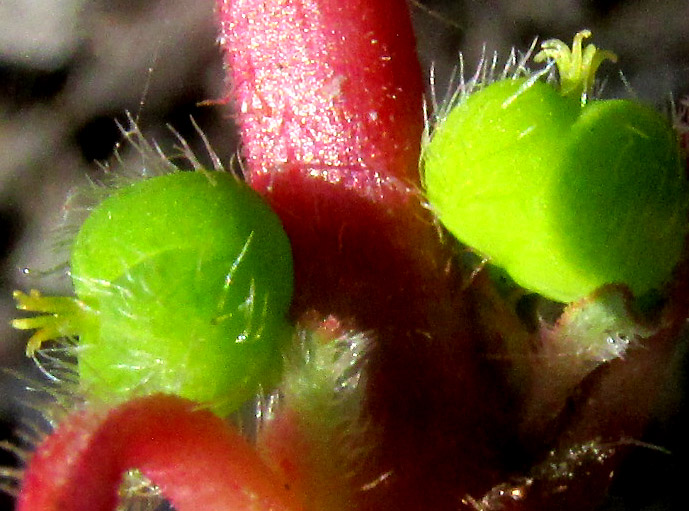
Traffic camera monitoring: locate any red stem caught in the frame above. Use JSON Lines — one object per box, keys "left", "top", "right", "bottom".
{"left": 217, "top": 0, "right": 441, "bottom": 322}
{"left": 218, "top": 2, "right": 513, "bottom": 509}
{"left": 17, "top": 394, "right": 302, "bottom": 511}
{"left": 218, "top": 0, "right": 424, "bottom": 182}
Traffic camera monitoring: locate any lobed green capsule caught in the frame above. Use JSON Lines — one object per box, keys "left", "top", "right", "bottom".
{"left": 423, "top": 32, "right": 689, "bottom": 302}
{"left": 15, "top": 171, "right": 294, "bottom": 415}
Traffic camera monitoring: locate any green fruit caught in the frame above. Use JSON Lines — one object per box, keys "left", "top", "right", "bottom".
{"left": 424, "top": 33, "right": 688, "bottom": 303}
{"left": 15, "top": 171, "right": 294, "bottom": 415}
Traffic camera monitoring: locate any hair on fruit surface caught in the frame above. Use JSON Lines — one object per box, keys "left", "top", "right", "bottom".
{"left": 13, "top": 123, "right": 295, "bottom": 416}
{"left": 423, "top": 30, "right": 689, "bottom": 304}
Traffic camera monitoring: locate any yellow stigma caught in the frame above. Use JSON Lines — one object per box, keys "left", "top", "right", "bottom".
{"left": 534, "top": 30, "right": 617, "bottom": 103}
{"left": 12, "top": 289, "right": 88, "bottom": 356}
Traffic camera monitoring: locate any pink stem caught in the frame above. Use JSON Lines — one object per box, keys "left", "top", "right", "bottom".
{"left": 217, "top": 0, "right": 443, "bottom": 323}
{"left": 218, "top": 0, "right": 424, "bottom": 182}
{"left": 218, "top": 2, "right": 513, "bottom": 509}
{"left": 17, "top": 394, "right": 302, "bottom": 511}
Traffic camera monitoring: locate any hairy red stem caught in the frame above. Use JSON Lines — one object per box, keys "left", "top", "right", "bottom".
{"left": 217, "top": 0, "right": 443, "bottom": 323}
{"left": 218, "top": 0, "right": 424, "bottom": 182}
{"left": 17, "top": 394, "right": 302, "bottom": 511}
{"left": 217, "top": 0, "right": 435, "bottom": 317}
{"left": 218, "top": 1, "right": 513, "bottom": 509}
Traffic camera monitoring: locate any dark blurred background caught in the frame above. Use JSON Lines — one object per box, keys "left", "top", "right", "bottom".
{"left": 1, "top": 1, "right": 688, "bottom": 509}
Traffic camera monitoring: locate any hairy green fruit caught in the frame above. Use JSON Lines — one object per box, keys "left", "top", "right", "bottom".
{"left": 424, "top": 33, "right": 688, "bottom": 303}
{"left": 14, "top": 171, "right": 294, "bottom": 415}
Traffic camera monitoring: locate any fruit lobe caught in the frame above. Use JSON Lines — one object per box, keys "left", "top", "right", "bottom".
{"left": 424, "top": 77, "right": 689, "bottom": 302}
{"left": 71, "top": 171, "right": 294, "bottom": 414}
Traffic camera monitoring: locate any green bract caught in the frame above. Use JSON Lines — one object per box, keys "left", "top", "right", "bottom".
{"left": 424, "top": 32, "right": 689, "bottom": 303}
{"left": 14, "top": 171, "right": 294, "bottom": 415}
